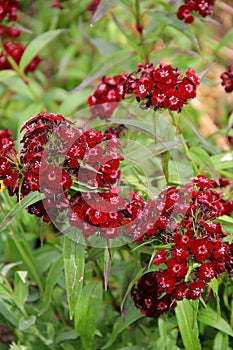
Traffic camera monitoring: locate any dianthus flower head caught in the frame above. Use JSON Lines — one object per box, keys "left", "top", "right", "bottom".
{"left": 87, "top": 62, "right": 199, "bottom": 119}
{"left": 177, "top": 0, "right": 215, "bottom": 24}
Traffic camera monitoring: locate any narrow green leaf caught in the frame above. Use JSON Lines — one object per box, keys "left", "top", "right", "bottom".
{"left": 198, "top": 306, "right": 233, "bottom": 336}
{"left": 210, "top": 152, "right": 233, "bottom": 170}
{"left": 208, "top": 278, "right": 220, "bottom": 318}
{"left": 0, "top": 70, "right": 16, "bottom": 82}
{"left": 213, "top": 332, "right": 229, "bottom": 350}
{"left": 0, "top": 300, "right": 18, "bottom": 327}
{"left": 104, "top": 246, "right": 112, "bottom": 291}
{"left": 189, "top": 146, "right": 218, "bottom": 180}
{"left": 18, "top": 315, "right": 36, "bottom": 331}
{"left": 90, "top": 0, "right": 117, "bottom": 25}
{"left": 0, "top": 192, "right": 45, "bottom": 232}
{"left": 215, "top": 28, "right": 233, "bottom": 52}
{"left": 102, "top": 302, "right": 143, "bottom": 349}
{"left": 20, "top": 29, "right": 68, "bottom": 71}
{"left": 175, "top": 299, "right": 201, "bottom": 350}
{"left": 158, "top": 318, "right": 167, "bottom": 350}
{"left": 14, "top": 271, "right": 28, "bottom": 311}
{"left": 41, "top": 255, "right": 64, "bottom": 314}
{"left": 63, "top": 236, "right": 85, "bottom": 319}
{"left": 74, "top": 281, "right": 103, "bottom": 350}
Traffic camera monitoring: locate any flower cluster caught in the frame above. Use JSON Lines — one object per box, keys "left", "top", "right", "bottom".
{"left": 177, "top": 0, "right": 215, "bottom": 24}
{"left": 220, "top": 67, "right": 233, "bottom": 93}
{"left": 69, "top": 191, "right": 145, "bottom": 239}
{"left": 1, "top": 114, "right": 129, "bottom": 230}
{"left": 131, "top": 175, "right": 233, "bottom": 318}
{"left": 0, "top": 0, "right": 19, "bottom": 22}
{"left": 0, "top": 128, "right": 18, "bottom": 196}
{"left": 0, "top": 42, "right": 41, "bottom": 73}
{"left": 87, "top": 62, "right": 200, "bottom": 119}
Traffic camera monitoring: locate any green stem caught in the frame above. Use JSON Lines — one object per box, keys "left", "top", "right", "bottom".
{"left": 170, "top": 112, "right": 199, "bottom": 175}
{"left": 6, "top": 56, "right": 46, "bottom": 110}
{"left": 0, "top": 198, "right": 43, "bottom": 294}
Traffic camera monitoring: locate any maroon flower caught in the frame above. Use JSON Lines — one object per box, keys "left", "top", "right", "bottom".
{"left": 177, "top": 0, "right": 215, "bottom": 24}
{"left": 191, "top": 238, "right": 213, "bottom": 262}
{"left": 166, "top": 258, "right": 188, "bottom": 279}
{"left": 0, "top": 24, "right": 21, "bottom": 38}
{"left": 0, "top": 0, "right": 19, "bottom": 22}
{"left": 186, "top": 281, "right": 206, "bottom": 300}
{"left": 153, "top": 249, "right": 168, "bottom": 265}
{"left": 220, "top": 67, "right": 233, "bottom": 93}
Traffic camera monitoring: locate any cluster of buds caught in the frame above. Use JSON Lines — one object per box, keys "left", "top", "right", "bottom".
{"left": 131, "top": 175, "right": 233, "bottom": 318}
{"left": 220, "top": 67, "right": 233, "bottom": 93}
{"left": 177, "top": 0, "right": 215, "bottom": 24}
{"left": 87, "top": 62, "right": 200, "bottom": 119}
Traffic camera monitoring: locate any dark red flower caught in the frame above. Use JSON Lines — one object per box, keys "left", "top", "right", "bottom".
{"left": 191, "top": 238, "right": 213, "bottom": 262}
{"left": 0, "top": 0, "right": 19, "bottom": 22}
{"left": 166, "top": 258, "right": 188, "bottom": 279}
{"left": 153, "top": 249, "right": 168, "bottom": 265}
{"left": 198, "top": 262, "right": 216, "bottom": 282}
{"left": 186, "top": 281, "right": 206, "bottom": 300}
{"left": 220, "top": 67, "right": 233, "bottom": 93}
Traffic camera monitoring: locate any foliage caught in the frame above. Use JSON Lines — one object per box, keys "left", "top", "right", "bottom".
{"left": 0, "top": 0, "right": 232, "bottom": 349}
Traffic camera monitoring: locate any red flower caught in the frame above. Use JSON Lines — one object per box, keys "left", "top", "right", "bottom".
{"left": 166, "top": 258, "right": 188, "bottom": 279}
{"left": 153, "top": 249, "right": 168, "bottom": 265}
{"left": 220, "top": 67, "right": 233, "bottom": 93}
{"left": 0, "top": 0, "right": 19, "bottom": 22}
{"left": 191, "top": 238, "right": 213, "bottom": 262}
{"left": 186, "top": 281, "right": 206, "bottom": 300}
{"left": 198, "top": 261, "right": 218, "bottom": 282}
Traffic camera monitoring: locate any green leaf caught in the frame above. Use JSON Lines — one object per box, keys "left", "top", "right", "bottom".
{"left": 19, "top": 29, "right": 68, "bottom": 71}
{"left": 0, "top": 300, "right": 18, "bottom": 327}
{"left": 9, "top": 342, "right": 28, "bottom": 350}
{"left": 14, "top": 271, "right": 28, "bottom": 311}
{"left": 0, "top": 192, "right": 45, "bottom": 232}
{"left": 189, "top": 146, "right": 218, "bottom": 180}
{"left": 208, "top": 278, "right": 220, "bottom": 319}
{"left": 55, "top": 330, "right": 78, "bottom": 344}
{"left": 41, "top": 255, "right": 64, "bottom": 314}
{"left": 215, "top": 28, "right": 233, "bottom": 52}
{"left": 0, "top": 70, "right": 16, "bottom": 82}
{"left": 18, "top": 315, "right": 36, "bottom": 331}
{"left": 210, "top": 152, "right": 233, "bottom": 170}
{"left": 198, "top": 306, "right": 233, "bottom": 336}
{"left": 102, "top": 302, "right": 143, "bottom": 349}
{"left": 214, "top": 215, "right": 233, "bottom": 225}
{"left": 90, "top": 0, "right": 117, "bottom": 25}
{"left": 213, "top": 332, "right": 229, "bottom": 350}
{"left": 74, "top": 281, "right": 103, "bottom": 350}
{"left": 175, "top": 299, "right": 201, "bottom": 350}
{"left": 63, "top": 236, "right": 85, "bottom": 319}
